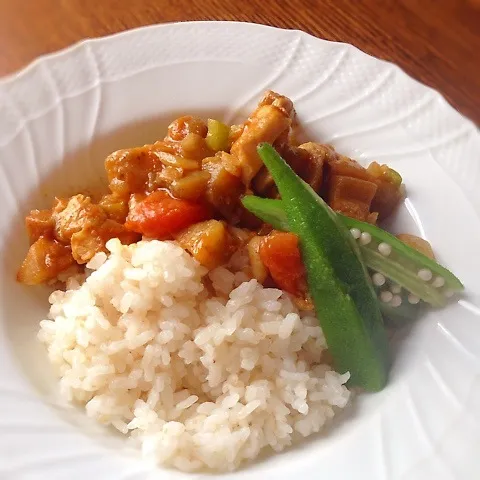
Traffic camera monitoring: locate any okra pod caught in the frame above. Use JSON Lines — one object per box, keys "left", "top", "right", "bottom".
{"left": 241, "top": 195, "right": 463, "bottom": 308}
{"left": 256, "top": 143, "right": 390, "bottom": 392}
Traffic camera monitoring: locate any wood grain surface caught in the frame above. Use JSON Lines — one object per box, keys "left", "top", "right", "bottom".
{"left": 1, "top": 0, "right": 479, "bottom": 123}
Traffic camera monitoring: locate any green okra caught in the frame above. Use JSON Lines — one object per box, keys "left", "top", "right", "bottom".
{"left": 256, "top": 143, "right": 390, "bottom": 392}
{"left": 378, "top": 292, "right": 424, "bottom": 326}
{"left": 241, "top": 195, "right": 463, "bottom": 308}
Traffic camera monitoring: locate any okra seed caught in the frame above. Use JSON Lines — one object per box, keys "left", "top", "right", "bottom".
{"left": 444, "top": 289, "right": 454, "bottom": 298}
{"left": 372, "top": 273, "right": 386, "bottom": 286}
{"left": 390, "top": 295, "right": 402, "bottom": 307}
{"left": 408, "top": 294, "right": 420, "bottom": 305}
{"left": 378, "top": 242, "right": 392, "bottom": 256}
{"left": 380, "top": 291, "right": 393, "bottom": 303}
{"left": 417, "top": 268, "right": 433, "bottom": 281}
{"left": 391, "top": 284, "right": 401, "bottom": 294}
{"left": 359, "top": 232, "right": 372, "bottom": 245}
{"left": 432, "top": 276, "right": 445, "bottom": 288}
{"left": 350, "top": 228, "right": 361, "bottom": 240}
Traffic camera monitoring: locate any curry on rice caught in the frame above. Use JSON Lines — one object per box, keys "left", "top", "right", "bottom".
{"left": 18, "top": 90, "right": 404, "bottom": 306}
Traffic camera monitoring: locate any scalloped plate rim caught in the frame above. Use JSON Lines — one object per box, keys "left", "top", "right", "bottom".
{"left": 0, "top": 20, "right": 477, "bottom": 132}
{"left": 0, "top": 20, "right": 479, "bottom": 480}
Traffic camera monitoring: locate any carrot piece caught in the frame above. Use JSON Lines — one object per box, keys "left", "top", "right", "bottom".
{"left": 125, "top": 190, "right": 211, "bottom": 239}
{"left": 259, "top": 231, "right": 306, "bottom": 296}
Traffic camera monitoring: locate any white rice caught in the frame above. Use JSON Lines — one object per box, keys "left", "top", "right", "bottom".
{"left": 39, "top": 238, "right": 350, "bottom": 472}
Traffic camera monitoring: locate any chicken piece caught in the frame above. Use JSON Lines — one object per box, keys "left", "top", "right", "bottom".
{"left": 165, "top": 116, "right": 208, "bottom": 141}
{"left": 175, "top": 220, "right": 236, "bottom": 269}
{"left": 396, "top": 234, "right": 435, "bottom": 259}
{"left": 105, "top": 144, "right": 170, "bottom": 196}
{"left": 231, "top": 91, "right": 294, "bottom": 185}
{"left": 227, "top": 124, "right": 244, "bottom": 149}
{"left": 25, "top": 209, "right": 54, "bottom": 244}
{"left": 328, "top": 175, "right": 378, "bottom": 222}
{"left": 106, "top": 145, "right": 155, "bottom": 195}
{"left": 259, "top": 90, "right": 295, "bottom": 117}
{"left": 71, "top": 219, "right": 140, "bottom": 264}
{"left": 106, "top": 140, "right": 204, "bottom": 196}
{"left": 202, "top": 154, "right": 245, "bottom": 221}
{"left": 17, "top": 236, "right": 75, "bottom": 285}
{"left": 52, "top": 195, "right": 106, "bottom": 243}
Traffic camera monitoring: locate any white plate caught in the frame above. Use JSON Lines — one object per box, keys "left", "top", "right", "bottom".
{"left": 0, "top": 21, "right": 479, "bottom": 480}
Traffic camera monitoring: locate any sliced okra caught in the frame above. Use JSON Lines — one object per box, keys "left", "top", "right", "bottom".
{"left": 241, "top": 195, "right": 464, "bottom": 308}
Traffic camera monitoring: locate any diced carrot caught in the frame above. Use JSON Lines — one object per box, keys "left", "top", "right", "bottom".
{"left": 259, "top": 231, "right": 306, "bottom": 296}
{"left": 125, "top": 190, "right": 211, "bottom": 239}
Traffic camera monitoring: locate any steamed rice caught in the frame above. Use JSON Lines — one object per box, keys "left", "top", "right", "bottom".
{"left": 39, "top": 238, "right": 350, "bottom": 472}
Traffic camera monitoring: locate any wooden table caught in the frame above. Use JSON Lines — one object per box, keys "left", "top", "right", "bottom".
{"left": 1, "top": 0, "right": 479, "bottom": 123}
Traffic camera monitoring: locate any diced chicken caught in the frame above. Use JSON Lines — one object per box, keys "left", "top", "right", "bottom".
{"left": 227, "top": 124, "right": 244, "bottom": 149}
{"left": 165, "top": 116, "right": 208, "bottom": 141}
{"left": 105, "top": 144, "right": 167, "bottom": 196}
{"left": 71, "top": 220, "right": 140, "bottom": 264}
{"left": 17, "top": 237, "right": 75, "bottom": 285}
{"left": 105, "top": 141, "right": 205, "bottom": 196}
{"left": 52, "top": 194, "right": 106, "bottom": 243}
{"left": 259, "top": 90, "right": 295, "bottom": 117}
{"left": 231, "top": 91, "right": 294, "bottom": 185}
{"left": 105, "top": 145, "right": 160, "bottom": 196}
{"left": 25, "top": 209, "right": 54, "bottom": 243}
{"left": 175, "top": 220, "right": 236, "bottom": 269}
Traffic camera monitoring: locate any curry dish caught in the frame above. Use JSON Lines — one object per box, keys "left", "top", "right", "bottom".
{"left": 17, "top": 90, "right": 405, "bottom": 305}
{"left": 22, "top": 91, "right": 464, "bottom": 470}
